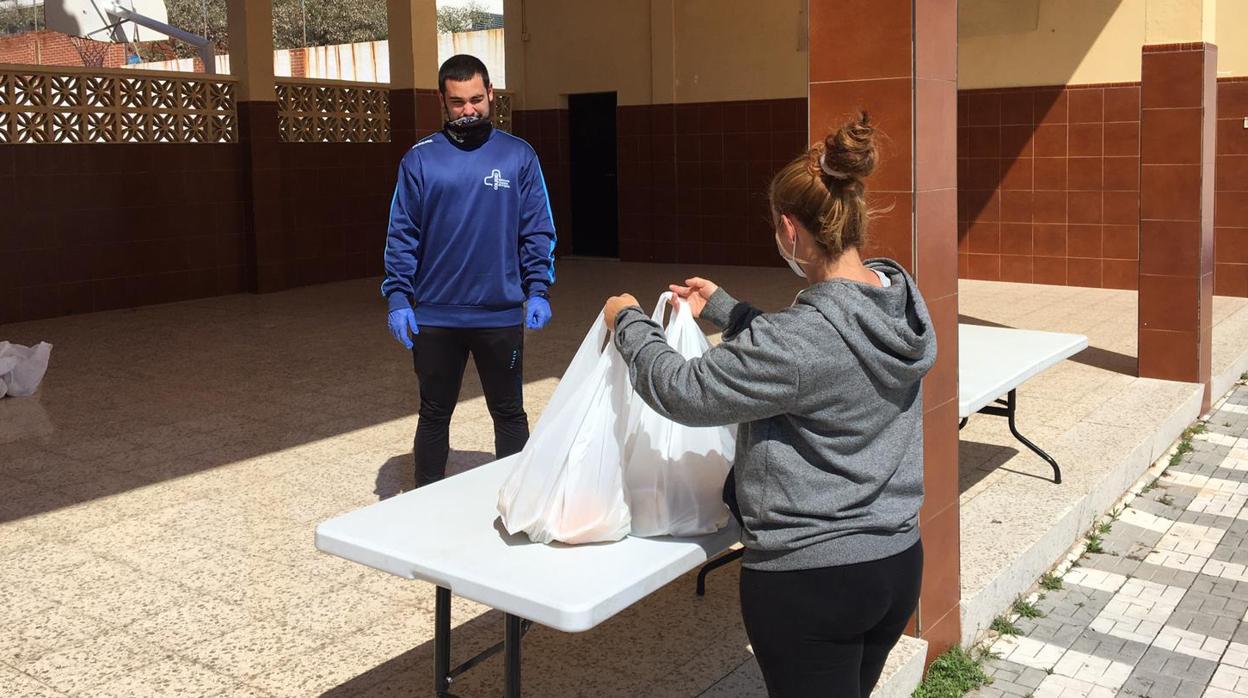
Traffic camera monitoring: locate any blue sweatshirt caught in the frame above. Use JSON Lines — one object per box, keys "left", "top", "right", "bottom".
{"left": 382, "top": 129, "right": 557, "bottom": 328}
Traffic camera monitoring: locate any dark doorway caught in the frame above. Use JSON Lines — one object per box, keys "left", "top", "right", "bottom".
{"left": 568, "top": 92, "right": 619, "bottom": 258}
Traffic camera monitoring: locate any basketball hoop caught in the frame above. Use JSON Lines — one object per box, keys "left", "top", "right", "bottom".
{"left": 69, "top": 36, "right": 112, "bottom": 68}
{"left": 47, "top": 1, "right": 218, "bottom": 75}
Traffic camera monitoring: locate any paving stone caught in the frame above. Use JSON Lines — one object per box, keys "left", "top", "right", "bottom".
{"left": 1210, "top": 541, "right": 1248, "bottom": 565}
{"left": 1131, "top": 561, "right": 1201, "bottom": 589}
{"left": 1121, "top": 671, "right": 1182, "bottom": 697}
{"left": 1077, "top": 551, "right": 1143, "bottom": 578}
{"left": 1133, "top": 496, "right": 1187, "bottom": 521}
{"left": 1017, "top": 666, "right": 1048, "bottom": 688}
{"left": 1067, "top": 629, "right": 1150, "bottom": 666}
{"left": 1175, "top": 510, "right": 1238, "bottom": 530}
{"left": 985, "top": 661, "right": 1022, "bottom": 684}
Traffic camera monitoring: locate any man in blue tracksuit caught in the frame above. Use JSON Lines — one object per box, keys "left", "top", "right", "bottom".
{"left": 383, "top": 54, "right": 556, "bottom": 488}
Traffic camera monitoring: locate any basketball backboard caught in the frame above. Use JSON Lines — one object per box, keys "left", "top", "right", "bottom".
{"left": 45, "top": 0, "right": 171, "bottom": 43}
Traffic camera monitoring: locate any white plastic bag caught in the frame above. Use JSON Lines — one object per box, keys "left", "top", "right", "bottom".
{"left": 0, "top": 342, "right": 53, "bottom": 398}
{"left": 497, "top": 315, "right": 633, "bottom": 544}
{"left": 621, "top": 295, "right": 735, "bottom": 537}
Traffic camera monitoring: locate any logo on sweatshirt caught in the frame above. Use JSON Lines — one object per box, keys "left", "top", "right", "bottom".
{"left": 483, "top": 169, "right": 511, "bottom": 190}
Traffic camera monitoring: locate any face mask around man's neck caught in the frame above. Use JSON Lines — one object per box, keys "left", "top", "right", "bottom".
{"left": 444, "top": 114, "right": 493, "bottom": 149}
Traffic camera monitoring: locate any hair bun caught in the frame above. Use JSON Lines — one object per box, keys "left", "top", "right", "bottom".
{"left": 820, "top": 112, "right": 877, "bottom": 187}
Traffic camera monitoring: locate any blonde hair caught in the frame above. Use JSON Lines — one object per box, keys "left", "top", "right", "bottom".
{"left": 768, "top": 111, "right": 879, "bottom": 258}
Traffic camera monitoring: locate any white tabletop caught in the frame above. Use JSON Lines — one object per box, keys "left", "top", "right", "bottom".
{"left": 958, "top": 324, "right": 1088, "bottom": 419}
{"left": 315, "top": 455, "right": 739, "bottom": 633}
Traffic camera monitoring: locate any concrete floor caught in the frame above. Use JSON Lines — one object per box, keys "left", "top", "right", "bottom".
{"left": 2, "top": 260, "right": 1245, "bottom": 696}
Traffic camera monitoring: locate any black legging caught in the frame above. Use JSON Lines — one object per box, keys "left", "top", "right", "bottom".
{"left": 411, "top": 325, "right": 529, "bottom": 486}
{"left": 739, "top": 540, "right": 923, "bottom": 698}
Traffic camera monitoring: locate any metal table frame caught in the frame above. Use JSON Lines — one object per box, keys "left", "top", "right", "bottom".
{"left": 434, "top": 586, "right": 533, "bottom": 698}
{"left": 959, "top": 388, "right": 1061, "bottom": 484}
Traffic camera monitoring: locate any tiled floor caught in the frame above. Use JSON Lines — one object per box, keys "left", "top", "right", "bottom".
{"left": 1, "top": 261, "right": 814, "bottom": 698}
{"left": 3, "top": 260, "right": 1246, "bottom": 696}
{"left": 972, "top": 382, "right": 1248, "bottom": 698}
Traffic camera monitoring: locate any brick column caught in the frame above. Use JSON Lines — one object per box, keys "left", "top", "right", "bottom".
{"left": 809, "top": 0, "right": 960, "bottom": 661}
{"left": 227, "top": 0, "right": 282, "bottom": 293}
{"left": 1138, "top": 42, "right": 1218, "bottom": 411}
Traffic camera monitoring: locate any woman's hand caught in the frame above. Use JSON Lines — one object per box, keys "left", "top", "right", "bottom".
{"left": 668, "top": 277, "right": 719, "bottom": 318}
{"left": 603, "top": 294, "right": 641, "bottom": 331}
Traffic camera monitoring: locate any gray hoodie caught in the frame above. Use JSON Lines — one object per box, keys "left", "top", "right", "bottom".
{"left": 613, "top": 258, "right": 937, "bottom": 571}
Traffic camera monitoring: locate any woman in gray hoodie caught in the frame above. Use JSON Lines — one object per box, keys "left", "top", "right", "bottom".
{"left": 602, "top": 113, "right": 937, "bottom": 698}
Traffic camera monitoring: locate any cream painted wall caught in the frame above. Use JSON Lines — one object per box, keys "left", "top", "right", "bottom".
{"left": 1217, "top": 0, "right": 1248, "bottom": 77}
{"left": 960, "top": 0, "right": 1244, "bottom": 89}
{"left": 672, "top": 0, "right": 807, "bottom": 103}
{"left": 958, "top": 0, "right": 1145, "bottom": 89}
{"left": 505, "top": 0, "right": 653, "bottom": 110}
{"left": 504, "top": 0, "right": 806, "bottom": 110}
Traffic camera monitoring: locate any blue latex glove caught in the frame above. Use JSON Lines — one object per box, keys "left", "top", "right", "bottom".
{"left": 526, "top": 296, "right": 552, "bottom": 330}
{"left": 388, "top": 308, "right": 419, "bottom": 349}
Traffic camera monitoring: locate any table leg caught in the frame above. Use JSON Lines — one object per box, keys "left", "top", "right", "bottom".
{"left": 1003, "top": 389, "right": 1062, "bottom": 484}
{"left": 504, "top": 613, "right": 522, "bottom": 698}
{"left": 435, "top": 586, "right": 452, "bottom": 697}
{"left": 696, "top": 548, "right": 745, "bottom": 596}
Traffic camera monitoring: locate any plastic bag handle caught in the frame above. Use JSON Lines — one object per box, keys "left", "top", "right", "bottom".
{"left": 650, "top": 291, "right": 683, "bottom": 328}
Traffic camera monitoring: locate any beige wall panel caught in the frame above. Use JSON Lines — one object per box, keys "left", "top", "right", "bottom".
{"left": 959, "top": 0, "right": 1145, "bottom": 89}
{"left": 673, "top": 0, "right": 807, "bottom": 103}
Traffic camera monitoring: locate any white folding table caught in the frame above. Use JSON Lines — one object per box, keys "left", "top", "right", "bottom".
{"left": 315, "top": 456, "right": 739, "bottom": 697}
{"left": 315, "top": 323, "right": 1088, "bottom": 697}
{"left": 957, "top": 324, "right": 1089, "bottom": 484}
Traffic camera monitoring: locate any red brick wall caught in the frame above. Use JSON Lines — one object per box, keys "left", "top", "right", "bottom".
{"left": 289, "top": 48, "right": 308, "bottom": 79}
{"left": 958, "top": 83, "right": 1144, "bottom": 289}
{"left": 0, "top": 31, "right": 127, "bottom": 68}
{"left": 1215, "top": 78, "right": 1248, "bottom": 296}
{"left": 0, "top": 144, "right": 248, "bottom": 324}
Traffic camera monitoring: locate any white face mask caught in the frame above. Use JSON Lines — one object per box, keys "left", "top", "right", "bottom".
{"left": 775, "top": 230, "right": 807, "bottom": 279}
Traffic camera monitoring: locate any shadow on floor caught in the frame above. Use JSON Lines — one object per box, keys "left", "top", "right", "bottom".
{"left": 319, "top": 564, "right": 753, "bottom": 697}
{"left": 959, "top": 314, "right": 1137, "bottom": 377}
{"left": 374, "top": 450, "right": 495, "bottom": 501}
{"left": 958, "top": 440, "right": 1040, "bottom": 495}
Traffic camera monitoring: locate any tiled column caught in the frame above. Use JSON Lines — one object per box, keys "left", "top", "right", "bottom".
{"left": 387, "top": 0, "right": 442, "bottom": 157}
{"left": 810, "top": 0, "right": 960, "bottom": 661}
{"left": 227, "top": 0, "right": 282, "bottom": 293}
{"left": 1138, "top": 43, "right": 1218, "bottom": 411}
{"left": 1214, "top": 78, "right": 1248, "bottom": 296}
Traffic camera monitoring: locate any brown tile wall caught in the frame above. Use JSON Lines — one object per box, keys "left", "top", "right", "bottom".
{"left": 511, "top": 109, "right": 573, "bottom": 257}
{"left": 1215, "top": 78, "right": 1248, "bottom": 296}
{"left": 957, "top": 82, "right": 1143, "bottom": 289}
{"left": 0, "top": 90, "right": 440, "bottom": 324}
{"left": 958, "top": 77, "right": 1247, "bottom": 297}
{"left": 272, "top": 141, "right": 398, "bottom": 288}
{"left": 515, "top": 99, "right": 804, "bottom": 266}
{"left": 0, "top": 143, "right": 248, "bottom": 324}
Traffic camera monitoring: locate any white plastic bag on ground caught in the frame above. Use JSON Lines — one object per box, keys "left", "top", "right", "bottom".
{"left": 622, "top": 294, "right": 735, "bottom": 537}
{"left": 0, "top": 342, "right": 53, "bottom": 398}
{"left": 497, "top": 315, "right": 633, "bottom": 544}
